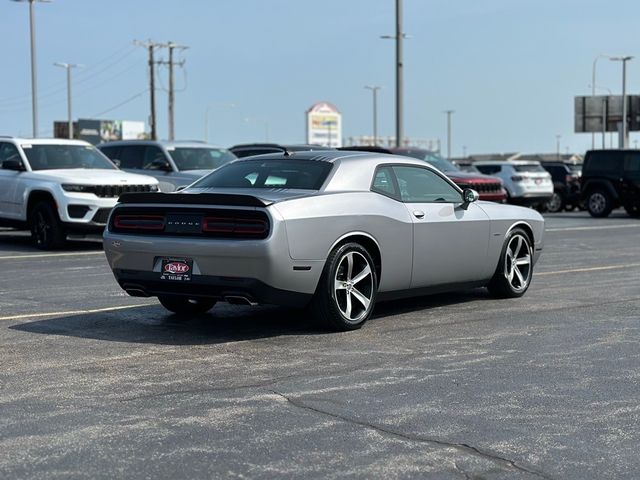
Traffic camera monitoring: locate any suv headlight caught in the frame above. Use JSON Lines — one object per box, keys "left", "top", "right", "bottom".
{"left": 62, "top": 184, "right": 94, "bottom": 193}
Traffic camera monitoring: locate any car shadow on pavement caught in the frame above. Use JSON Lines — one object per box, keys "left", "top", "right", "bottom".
{"left": 10, "top": 289, "right": 490, "bottom": 345}
{"left": 0, "top": 230, "right": 103, "bottom": 252}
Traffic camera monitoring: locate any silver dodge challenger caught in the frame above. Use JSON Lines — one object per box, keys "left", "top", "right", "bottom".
{"left": 103, "top": 150, "right": 544, "bottom": 330}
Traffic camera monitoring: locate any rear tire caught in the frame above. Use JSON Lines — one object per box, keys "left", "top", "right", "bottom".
{"left": 487, "top": 228, "right": 533, "bottom": 298}
{"left": 546, "top": 192, "right": 565, "bottom": 213}
{"left": 158, "top": 296, "right": 216, "bottom": 315}
{"left": 586, "top": 189, "right": 613, "bottom": 218}
{"left": 29, "top": 201, "right": 66, "bottom": 250}
{"left": 309, "top": 242, "right": 377, "bottom": 331}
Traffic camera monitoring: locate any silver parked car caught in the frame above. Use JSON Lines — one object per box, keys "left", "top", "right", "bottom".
{"left": 98, "top": 140, "right": 236, "bottom": 192}
{"left": 103, "top": 151, "right": 544, "bottom": 331}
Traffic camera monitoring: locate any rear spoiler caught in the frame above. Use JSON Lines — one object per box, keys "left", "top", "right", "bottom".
{"left": 117, "top": 192, "right": 272, "bottom": 207}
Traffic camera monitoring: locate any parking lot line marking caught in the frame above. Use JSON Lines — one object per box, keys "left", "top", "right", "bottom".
{"left": 0, "top": 303, "right": 153, "bottom": 322}
{"left": 0, "top": 251, "right": 104, "bottom": 261}
{"left": 546, "top": 224, "right": 640, "bottom": 232}
{"left": 538, "top": 263, "right": 640, "bottom": 276}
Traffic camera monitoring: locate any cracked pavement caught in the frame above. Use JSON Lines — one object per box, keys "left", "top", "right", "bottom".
{"left": 0, "top": 212, "right": 639, "bottom": 479}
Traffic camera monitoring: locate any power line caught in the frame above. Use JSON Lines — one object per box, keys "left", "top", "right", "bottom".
{"left": 90, "top": 89, "right": 148, "bottom": 117}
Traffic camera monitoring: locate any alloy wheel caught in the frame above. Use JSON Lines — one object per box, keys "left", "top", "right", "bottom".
{"left": 504, "top": 234, "right": 531, "bottom": 292}
{"left": 588, "top": 192, "right": 607, "bottom": 215}
{"left": 547, "top": 193, "right": 562, "bottom": 212}
{"left": 333, "top": 251, "right": 374, "bottom": 323}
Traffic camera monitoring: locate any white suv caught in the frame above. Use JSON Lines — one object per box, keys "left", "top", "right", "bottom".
{"left": 474, "top": 160, "right": 553, "bottom": 207}
{"left": 0, "top": 137, "right": 159, "bottom": 249}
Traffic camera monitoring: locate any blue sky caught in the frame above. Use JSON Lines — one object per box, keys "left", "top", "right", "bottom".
{"left": 2, "top": 0, "right": 640, "bottom": 155}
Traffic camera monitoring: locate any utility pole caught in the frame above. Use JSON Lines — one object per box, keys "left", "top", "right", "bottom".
{"left": 53, "top": 62, "right": 80, "bottom": 139}
{"left": 381, "top": 0, "right": 406, "bottom": 147}
{"left": 556, "top": 134, "right": 561, "bottom": 160}
{"left": 12, "top": 0, "right": 49, "bottom": 137}
{"left": 364, "top": 86, "right": 381, "bottom": 146}
{"left": 610, "top": 56, "right": 633, "bottom": 148}
{"left": 444, "top": 110, "right": 454, "bottom": 159}
{"left": 134, "top": 39, "right": 165, "bottom": 140}
{"left": 160, "top": 41, "right": 188, "bottom": 141}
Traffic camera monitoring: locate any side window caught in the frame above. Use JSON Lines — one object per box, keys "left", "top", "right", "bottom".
{"left": 118, "top": 146, "right": 146, "bottom": 169}
{"left": 0, "top": 142, "right": 21, "bottom": 168}
{"left": 99, "top": 146, "right": 120, "bottom": 161}
{"left": 587, "top": 152, "right": 624, "bottom": 173}
{"left": 624, "top": 153, "right": 640, "bottom": 173}
{"left": 143, "top": 146, "right": 169, "bottom": 169}
{"left": 392, "top": 166, "right": 461, "bottom": 203}
{"left": 371, "top": 166, "right": 399, "bottom": 199}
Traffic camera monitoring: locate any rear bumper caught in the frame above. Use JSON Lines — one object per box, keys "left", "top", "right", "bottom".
{"left": 112, "top": 269, "right": 312, "bottom": 307}
{"left": 509, "top": 194, "right": 553, "bottom": 206}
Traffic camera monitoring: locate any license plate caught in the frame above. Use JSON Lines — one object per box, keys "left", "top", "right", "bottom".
{"left": 160, "top": 257, "right": 193, "bottom": 282}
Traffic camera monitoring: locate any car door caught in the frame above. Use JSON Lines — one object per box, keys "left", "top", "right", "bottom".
{"left": 622, "top": 152, "right": 640, "bottom": 204}
{"left": 0, "top": 142, "right": 24, "bottom": 219}
{"left": 391, "top": 165, "right": 491, "bottom": 288}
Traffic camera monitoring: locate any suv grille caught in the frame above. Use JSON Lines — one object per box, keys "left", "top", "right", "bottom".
{"left": 457, "top": 182, "right": 502, "bottom": 193}
{"left": 95, "top": 185, "right": 154, "bottom": 198}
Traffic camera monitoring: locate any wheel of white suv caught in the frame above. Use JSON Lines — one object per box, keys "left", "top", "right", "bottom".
{"left": 310, "top": 242, "right": 378, "bottom": 331}
{"left": 29, "top": 201, "right": 67, "bottom": 250}
{"left": 488, "top": 228, "right": 533, "bottom": 298}
{"left": 158, "top": 296, "right": 216, "bottom": 315}
{"left": 586, "top": 189, "right": 613, "bottom": 218}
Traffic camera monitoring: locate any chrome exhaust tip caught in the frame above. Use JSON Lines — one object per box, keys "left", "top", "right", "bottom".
{"left": 224, "top": 295, "right": 258, "bottom": 306}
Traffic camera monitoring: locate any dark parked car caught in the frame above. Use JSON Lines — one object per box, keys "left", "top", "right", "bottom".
{"left": 230, "top": 143, "right": 332, "bottom": 158}
{"left": 581, "top": 149, "right": 640, "bottom": 217}
{"left": 340, "top": 146, "right": 507, "bottom": 202}
{"left": 540, "top": 161, "right": 581, "bottom": 212}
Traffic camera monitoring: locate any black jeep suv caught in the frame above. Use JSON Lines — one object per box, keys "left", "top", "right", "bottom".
{"left": 581, "top": 150, "right": 640, "bottom": 217}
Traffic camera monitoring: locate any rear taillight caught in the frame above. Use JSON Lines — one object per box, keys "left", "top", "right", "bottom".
{"left": 511, "top": 175, "right": 524, "bottom": 182}
{"left": 202, "top": 216, "right": 268, "bottom": 236}
{"left": 114, "top": 214, "right": 165, "bottom": 231}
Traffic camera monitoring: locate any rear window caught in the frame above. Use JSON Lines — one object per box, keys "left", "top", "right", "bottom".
{"left": 192, "top": 159, "right": 333, "bottom": 190}
{"left": 513, "top": 164, "right": 545, "bottom": 173}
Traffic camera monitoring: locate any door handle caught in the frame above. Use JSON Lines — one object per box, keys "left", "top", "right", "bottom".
{"left": 413, "top": 210, "right": 425, "bottom": 219}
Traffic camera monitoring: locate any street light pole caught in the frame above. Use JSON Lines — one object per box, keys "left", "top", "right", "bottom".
{"left": 364, "top": 86, "right": 381, "bottom": 145}
{"left": 443, "top": 110, "right": 454, "bottom": 159}
{"left": 12, "top": 0, "right": 49, "bottom": 137}
{"left": 591, "top": 55, "right": 611, "bottom": 149}
{"left": 54, "top": 62, "right": 80, "bottom": 139}
{"left": 381, "top": 0, "right": 405, "bottom": 148}
{"left": 610, "top": 56, "right": 633, "bottom": 148}
{"left": 556, "top": 134, "right": 561, "bottom": 160}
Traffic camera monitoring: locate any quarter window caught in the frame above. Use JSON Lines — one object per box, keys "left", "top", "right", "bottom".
{"left": 392, "top": 166, "right": 461, "bottom": 203}
{"left": 0, "top": 142, "right": 21, "bottom": 168}
{"left": 371, "top": 166, "right": 398, "bottom": 198}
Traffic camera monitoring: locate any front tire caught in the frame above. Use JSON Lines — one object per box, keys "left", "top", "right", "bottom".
{"left": 29, "top": 201, "right": 67, "bottom": 250}
{"left": 158, "top": 295, "right": 216, "bottom": 315}
{"left": 487, "top": 228, "right": 533, "bottom": 298}
{"left": 309, "top": 243, "right": 377, "bottom": 331}
{"left": 586, "top": 190, "right": 613, "bottom": 218}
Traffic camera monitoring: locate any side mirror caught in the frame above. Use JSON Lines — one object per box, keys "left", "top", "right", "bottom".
{"left": 2, "top": 159, "right": 25, "bottom": 171}
{"left": 462, "top": 188, "right": 479, "bottom": 205}
{"left": 175, "top": 185, "right": 187, "bottom": 192}
{"left": 148, "top": 159, "right": 172, "bottom": 171}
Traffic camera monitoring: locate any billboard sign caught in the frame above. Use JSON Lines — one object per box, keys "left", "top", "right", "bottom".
{"left": 74, "top": 119, "right": 145, "bottom": 144}
{"left": 574, "top": 95, "right": 640, "bottom": 133}
{"left": 306, "top": 102, "right": 342, "bottom": 147}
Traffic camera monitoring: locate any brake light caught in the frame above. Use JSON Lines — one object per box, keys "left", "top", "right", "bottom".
{"left": 511, "top": 175, "right": 524, "bottom": 182}
{"left": 202, "top": 216, "right": 268, "bottom": 236}
{"left": 114, "top": 214, "right": 165, "bottom": 231}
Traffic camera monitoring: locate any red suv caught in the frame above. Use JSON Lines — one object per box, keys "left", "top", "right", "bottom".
{"left": 340, "top": 146, "right": 506, "bottom": 202}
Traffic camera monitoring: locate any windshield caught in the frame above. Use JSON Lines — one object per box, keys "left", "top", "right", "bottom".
{"left": 422, "top": 153, "right": 459, "bottom": 172}
{"left": 22, "top": 144, "right": 117, "bottom": 171}
{"left": 192, "top": 159, "right": 333, "bottom": 190}
{"left": 167, "top": 147, "right": 236, "bottom": 171}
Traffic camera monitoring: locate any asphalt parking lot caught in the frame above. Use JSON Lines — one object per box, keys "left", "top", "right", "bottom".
{"left": 0, "top": 211, "right": 639, "bottom": 479}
